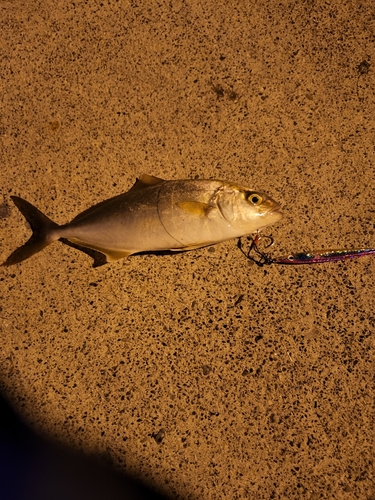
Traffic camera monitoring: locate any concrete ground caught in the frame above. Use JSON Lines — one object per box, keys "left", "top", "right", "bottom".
{"left": 1, "top": 1, "right": 374, "bottom": 498}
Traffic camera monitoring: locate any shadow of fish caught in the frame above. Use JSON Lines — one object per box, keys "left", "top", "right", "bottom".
{"left": 2, "top": 174, "right": 282, "bottom": 266}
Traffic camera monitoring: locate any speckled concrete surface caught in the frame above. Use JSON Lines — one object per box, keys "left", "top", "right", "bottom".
{"left": 1, "top": 1, "right": 374, "bottom": 498}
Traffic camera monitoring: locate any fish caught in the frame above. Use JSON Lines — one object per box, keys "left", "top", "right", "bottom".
{"left": 2, "top": 174, "right": 282, "bottom": 266}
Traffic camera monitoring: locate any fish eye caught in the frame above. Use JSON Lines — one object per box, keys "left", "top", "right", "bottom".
{"left": 246, "top": 192, "right": 263, "bottom": 205}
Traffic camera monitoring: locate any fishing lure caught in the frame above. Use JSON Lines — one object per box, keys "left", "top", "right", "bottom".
{"left": 273, "top": 248, "right": 375, "bottom": 265}
{"left": 238, "top": 235, "right": 375, "bottom": 266}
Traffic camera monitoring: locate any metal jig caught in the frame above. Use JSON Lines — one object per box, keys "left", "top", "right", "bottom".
{"left": 272, "top": 248, "right": 375, "bottom": 265}
{"left": 238, "top": 236, "right": 375, "bottom": 266}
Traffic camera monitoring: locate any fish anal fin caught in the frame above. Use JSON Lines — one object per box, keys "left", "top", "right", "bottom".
{"left": 67, "top": 238, "right": 132, "bottom": 263}
{"left": 177, "top": 201, "right": 214, "bottom": 217}
{"left": 104, "top": 249, "right": 133, "bottom": 262}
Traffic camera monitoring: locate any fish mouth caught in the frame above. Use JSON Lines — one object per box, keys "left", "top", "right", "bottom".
{"left": 264, "top": 205, "right": 283, "bottom": 222}
{"left": 270, "top": 206, "right": 282, "bottom": 215}
{"left": 270, "top": 208, "right": 283, "bottom": 218}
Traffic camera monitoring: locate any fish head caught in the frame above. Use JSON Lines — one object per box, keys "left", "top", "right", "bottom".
{"left": 216, "top": 183, "right": 283, "bottom": 234}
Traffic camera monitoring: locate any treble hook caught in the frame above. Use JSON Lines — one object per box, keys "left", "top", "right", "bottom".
{"left": 237, "top": 233, "right": 275, "bottom": 267}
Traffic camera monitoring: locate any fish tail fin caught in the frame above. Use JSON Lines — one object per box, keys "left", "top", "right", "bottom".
{"left": 2, "top": 196, "right": 60, "bottom": 266}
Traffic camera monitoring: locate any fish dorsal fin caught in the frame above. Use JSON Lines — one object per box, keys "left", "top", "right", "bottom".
{"left": 139, "top": 174, "right": 165, "bottom": 186}
{"left": 128, "top": 174, "right": 166, "bottom": 193}
{"left": 72, "top": 175, "right": 166, "bottom": 223}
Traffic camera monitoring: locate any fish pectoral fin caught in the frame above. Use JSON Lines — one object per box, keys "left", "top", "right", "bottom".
{"left": 176, "top": 201, "right": 215, "bottom": 217}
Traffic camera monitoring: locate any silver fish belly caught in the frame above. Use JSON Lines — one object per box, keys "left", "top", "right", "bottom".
{"left": 3, "top": 174, "right": 282, "bottom": 266}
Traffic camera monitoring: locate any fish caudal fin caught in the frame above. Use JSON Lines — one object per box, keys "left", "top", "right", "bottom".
{"left": 2, "top": 196, "right": 60, "bottom": 266}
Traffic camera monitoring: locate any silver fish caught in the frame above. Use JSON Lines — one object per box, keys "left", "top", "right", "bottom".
{"left": 2, "top": 174, "right": 282, "bottom": 266}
